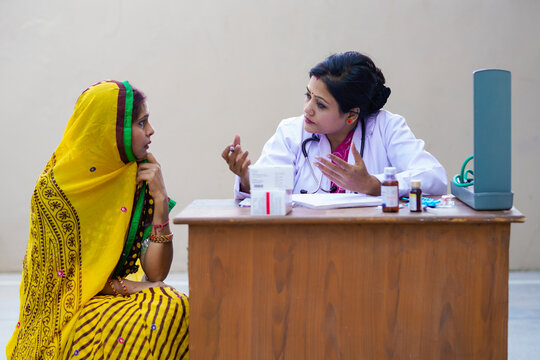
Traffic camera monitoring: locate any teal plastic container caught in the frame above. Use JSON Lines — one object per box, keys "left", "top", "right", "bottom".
{"left": 451, "top": 69, "right": 514, "bottom": 210}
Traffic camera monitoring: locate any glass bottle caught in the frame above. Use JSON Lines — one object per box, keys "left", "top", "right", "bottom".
{"left": 381, "top": 167, "right": 399, "bottom": 213}
{"left": 409, "top": 179, "right": 422, "bottom": 212}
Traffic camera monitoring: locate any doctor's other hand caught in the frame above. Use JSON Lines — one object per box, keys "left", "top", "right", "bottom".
{"left": 315, "top": 141, "right": 381, "bottom": 196}
{"left": 222, "top": 135, "right": 251, "bottom": 192}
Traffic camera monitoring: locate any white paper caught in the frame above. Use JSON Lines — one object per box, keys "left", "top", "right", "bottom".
{"left": 292, "top": 193, "right": 381, "bottom": 210}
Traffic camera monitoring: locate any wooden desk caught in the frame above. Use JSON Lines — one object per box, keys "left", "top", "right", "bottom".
{"left": 173, "top": 200, "right": 524, "bottom": 360}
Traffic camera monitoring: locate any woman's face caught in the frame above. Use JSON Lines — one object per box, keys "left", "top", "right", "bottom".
{"left": 131, "top": 101, "right": 154, "bottom": 160}
{"left": 303, "top": 76, "right": 351, "bottom": 139}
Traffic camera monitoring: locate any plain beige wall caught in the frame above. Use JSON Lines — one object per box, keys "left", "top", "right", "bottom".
{"left": 1, "top": 0, "right": 538, "bottom": 272}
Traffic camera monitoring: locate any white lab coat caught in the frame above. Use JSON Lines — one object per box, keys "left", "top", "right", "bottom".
{"left": 234, "top": 109, "right": 448, "bottom": 199}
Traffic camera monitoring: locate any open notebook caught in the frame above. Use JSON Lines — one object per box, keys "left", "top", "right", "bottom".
{"left": 292, "top": 193, "right": 381, "bottom": 210}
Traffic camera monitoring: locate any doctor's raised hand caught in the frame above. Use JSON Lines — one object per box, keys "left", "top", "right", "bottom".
{"left": 315, "top": 140, "right": 381, "bottom": 195}
{"left": 222, "top": 134, "right": 251, "bottom": 192}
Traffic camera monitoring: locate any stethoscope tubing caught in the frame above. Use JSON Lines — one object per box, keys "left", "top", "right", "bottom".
{"left": 301, "top": 119, "right": 366, "bottom": 194}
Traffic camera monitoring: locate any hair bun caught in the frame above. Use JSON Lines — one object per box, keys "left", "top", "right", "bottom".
{"left": 309, "top": 51, "right": 391, "bottom": 116}
{"left": 370, "top": 83, "right": 391, "bottom": 112}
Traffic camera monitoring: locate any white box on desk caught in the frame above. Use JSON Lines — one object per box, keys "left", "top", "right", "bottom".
{"left": 249, "top": 165, "right": 294, "bottom": 216}
{"left": 251, "top": 189, "right": 292, "bottom": 215}
{"left": 249, "top": 164, "right": 294, "bottom": 191}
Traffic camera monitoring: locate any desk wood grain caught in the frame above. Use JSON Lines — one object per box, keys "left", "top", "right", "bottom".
{"left": 175, "top": 199, "right": 524, "bottom": 359}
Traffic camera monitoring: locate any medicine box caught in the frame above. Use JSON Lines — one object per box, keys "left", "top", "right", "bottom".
{"left": 249, "top": 165, "right": 294, "bottom": 215}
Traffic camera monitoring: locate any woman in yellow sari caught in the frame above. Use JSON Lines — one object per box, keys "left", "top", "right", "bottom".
{"left": 6, "top": 81, "right": 189, "bottom": 359}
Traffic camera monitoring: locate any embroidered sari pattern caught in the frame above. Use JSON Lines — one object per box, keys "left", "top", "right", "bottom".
{"left": 14, "top": 154, "right": 82, "bottom": 359}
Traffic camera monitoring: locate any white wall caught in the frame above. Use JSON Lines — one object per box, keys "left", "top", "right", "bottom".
{"left": 1, "top": 0, "right": 539, "bottom": 272}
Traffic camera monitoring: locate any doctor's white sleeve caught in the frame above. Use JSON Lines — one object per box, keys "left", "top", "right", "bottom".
{"left": 373, "top": 115, "right": 448, "bottom": 197}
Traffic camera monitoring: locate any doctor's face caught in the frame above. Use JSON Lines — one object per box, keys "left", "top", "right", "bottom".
{"left": 303, "top": 76, "right": 350, "bottom": 139}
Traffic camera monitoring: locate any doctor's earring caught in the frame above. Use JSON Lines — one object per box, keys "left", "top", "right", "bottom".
{"left": 347, "top": 110, "right": 360, "bottom": 125}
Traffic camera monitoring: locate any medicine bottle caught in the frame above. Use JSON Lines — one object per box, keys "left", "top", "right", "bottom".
{"left": 409, "top": 179, "right": 422, "bottom": 212}
{"left": 381, "top": 167, "right": 399, "bottom": 213}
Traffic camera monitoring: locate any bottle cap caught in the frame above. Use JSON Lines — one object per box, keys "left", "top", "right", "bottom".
{"left": 384, "top": 167, "right": 396, "bottom": 176}
{"left": 411, "top": 179, "right": 421, "bottom": 188}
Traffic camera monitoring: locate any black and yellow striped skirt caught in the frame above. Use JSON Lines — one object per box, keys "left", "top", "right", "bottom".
{"left": 64, "top": 286, "right": 188, "bottom": 359}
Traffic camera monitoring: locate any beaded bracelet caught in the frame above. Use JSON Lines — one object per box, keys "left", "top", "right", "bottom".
{"left": 117, "top": 276, "right": 129, "bottom": 296}
{"left": 153, "top": 219, "right": 170, "bottom": 234}
{"left": 148, "top": 233, "right": 173, "bottom": 244}
{"left": 108, "top": 279, "right": 120, "bottom": 296}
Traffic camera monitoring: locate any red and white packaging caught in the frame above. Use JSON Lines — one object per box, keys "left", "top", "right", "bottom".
{"left": 249, "top": 165, "right": 294, "bottom": 216}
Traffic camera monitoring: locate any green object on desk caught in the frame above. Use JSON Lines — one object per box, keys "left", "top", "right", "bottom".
{"left": 452, "top": 155, "right": 474, "bottom": 187}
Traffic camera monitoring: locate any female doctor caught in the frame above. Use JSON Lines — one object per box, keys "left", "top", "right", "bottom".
{"left": 222, "top": 51, "right": 448, "bottom": 199}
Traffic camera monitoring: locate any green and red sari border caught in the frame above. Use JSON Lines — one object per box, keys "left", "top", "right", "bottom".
{"left": 114, "top": 80, "right": 136, "bottom": 164}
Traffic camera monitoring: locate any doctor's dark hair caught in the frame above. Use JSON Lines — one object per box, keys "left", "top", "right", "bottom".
{"left": 309, "top": 51, "right": 391, "bottom": 117}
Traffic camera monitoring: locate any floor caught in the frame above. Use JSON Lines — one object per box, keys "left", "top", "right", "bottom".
{"left": 1, "top": 272, "right": 538, "bottom": 359}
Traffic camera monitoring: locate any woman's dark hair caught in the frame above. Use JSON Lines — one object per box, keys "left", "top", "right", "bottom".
{"left": 132, "top": 86, "right": 147, "bottom": 121}
{"left": 309, "top": 51, "right": 391, "bottom": 117}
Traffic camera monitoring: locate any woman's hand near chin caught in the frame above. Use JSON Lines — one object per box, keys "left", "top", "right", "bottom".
{"left": 137, "top": 152, "right": 174, "bottom": 281}
{"left": 136, "top": 152, "right": 168, "bottom": 202}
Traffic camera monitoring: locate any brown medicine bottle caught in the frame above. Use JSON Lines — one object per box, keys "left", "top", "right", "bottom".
{"left": 409, "top": 179, "right": 422, "bottom": 212}
{"left": 381, "top": 167, "right": 399, "bottom": 213}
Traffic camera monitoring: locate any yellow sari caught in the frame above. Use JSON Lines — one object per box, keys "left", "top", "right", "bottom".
{"left": 6, "top": 81, "right": 188, "bottom": 359}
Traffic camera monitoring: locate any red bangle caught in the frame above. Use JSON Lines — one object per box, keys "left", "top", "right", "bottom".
{"left": 109, "top": 279, "right": 120, "bottom": 296}
{"left": 117, "top": 277, "right": 129, "bottom": 296}
{"left": 153, "top": 219, "right": 170, "bottom": 234}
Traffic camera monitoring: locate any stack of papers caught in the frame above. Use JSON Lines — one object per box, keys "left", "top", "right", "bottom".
{"left": 292, "top": 193, "right": 381, "bottom": 210}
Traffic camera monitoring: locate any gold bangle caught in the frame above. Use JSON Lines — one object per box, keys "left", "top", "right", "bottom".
{"left": 117, "top": 276, "right": 129, "bottom": 296}
{"left": 108, "top": 279, "right": 120, "bottom": 296}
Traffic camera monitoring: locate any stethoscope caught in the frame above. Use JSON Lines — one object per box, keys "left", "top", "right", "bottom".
{"left": 300, "top": 118, "right": 366, "bottom": 194}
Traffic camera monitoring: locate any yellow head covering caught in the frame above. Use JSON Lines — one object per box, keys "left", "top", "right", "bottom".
{"left": 7, "top": 80, "right": 152, "bottom": 359}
